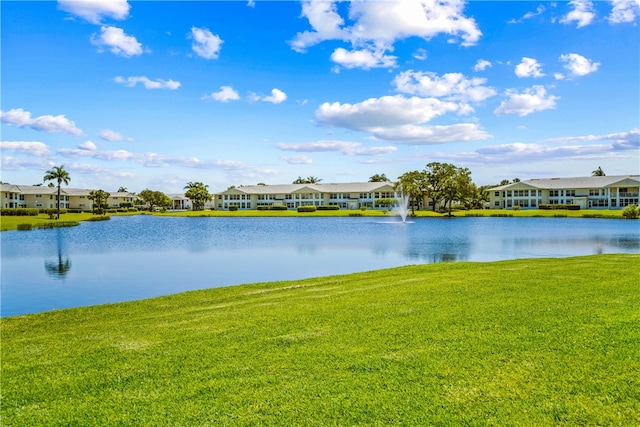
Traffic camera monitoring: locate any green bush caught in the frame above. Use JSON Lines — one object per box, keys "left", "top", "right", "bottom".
{"left": 1, "top": 208, "right": 39, "bottom": 216}
{"left": 317, "top": 205, "right": 340, "bottom": 210}
{"left": 84, "top": 216, "right": 110, "bottom": 222}
{"left": 348, "top": 213, "right": 363, "bottom": 217}
{"left": 228, "top": 205, "right": 238, "bottom": 211}
{"left": 512, "top": 205, "right": 520, "bottom": 211}
{"left": 256, "top": 206, "right": 269, "bottom": 210}
{"left": 269, "top": 206, "right": 288, "bottom": 210}
{"left": 622, "top": 204, "right": 639, "bottom": 219}
{"left": 17, "top": 223, "right": 33, "bottom": 230}
{"left": 297, "top": 206, "right": 316, "bottom": 213}
{"left": 33, "top": 221, "right": 79, "bottom": 229}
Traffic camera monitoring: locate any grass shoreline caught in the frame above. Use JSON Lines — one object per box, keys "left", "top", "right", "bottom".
{"left": 1, "top": 208, "right": 631, "bottom": 231}
{"left": 2, "top": 254, "right": 639, "bottom": 425}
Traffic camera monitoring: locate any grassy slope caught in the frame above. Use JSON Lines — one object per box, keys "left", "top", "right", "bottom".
{"left": 2, "top": 255, "right": 639, "bottom": 426}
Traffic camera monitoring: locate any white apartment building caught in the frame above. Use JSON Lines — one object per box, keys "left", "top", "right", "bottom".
{"left": 1, "top": 184, "right": 136, "bottom": 210}
{"left": 488, "top": 175, "right": 639, "bottom": 210}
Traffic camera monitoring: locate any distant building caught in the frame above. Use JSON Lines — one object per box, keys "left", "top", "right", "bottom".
{"left": 488, "top": 175, "right": 639, "bottom": 210}
{"left": 215, "top": 182, "right": 400, "bottom": 210}
{"left": 1, "top": 184, "right": 136, "bottom": 210}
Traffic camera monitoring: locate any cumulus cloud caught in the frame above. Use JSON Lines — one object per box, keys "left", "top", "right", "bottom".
{"left": 281, "top": 154, "right": 314, "bottom": 165}
{"left": 371, "top": 124, "right": 492, "bottom": 145}
{"left": 560, "top": 0, "right": 596, "bottom": 27}
{"left": 290, "top": 0, "right": 481, "bottom": 70}
{"left": 0, "top": 141, "right": 51, "bottom": 157}
{"left": 515, "top": 57, "right": 545, "bottom": 78}
{"left": 58, "top": 0, "right": 130, "bottom": 24}
{"left": 190, "top": 27, "right": 223, "bottom": 59}
{"left": 100, "top": 129, "right": 133, "bottom": 141}
{"left": 114, "top": 76, "right": 181, "bottom": 90}
{"left": 91, "top": 26, "right": 144, "bottom": 57}
{"left": 316, "top": 95, "right": 459, "bottom": 131}
{"left": 474, "top": 59, "right": 492, "bottom": 72}
{"left": 393, "top": 70, "right": 496, "bottom": 103}
{"left": 508, "top": 5, "right": 546, "bottom": 23}
{"left": 609, "top": 0, "right": 640, "bottom": 23}
{"left": 330, "top": 47, "right": 397, "bottom": 69}
{"left": 559, "top": 53, "right": 600, "bottom": 77}
{"left": 0, "top": 108, "right": 84, "bottom": 136}
{"left": 203, "top": 86, "right": 240, "bottom": 102}
{"left": 276, "top": 140, "right": 397, "bottom": 155}
{"left": 494, "top": 86, "right": 559, "bottom": 116}
{"left": 249, "top": 88, "right": 287, "bottom": 104}
{"left": 78, "top": 141, "right": 97, "bottom": 151}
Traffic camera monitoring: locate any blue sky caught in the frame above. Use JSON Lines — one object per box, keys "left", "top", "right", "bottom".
{"left": 1, "top": 0, "right": 639, "bottom": 193}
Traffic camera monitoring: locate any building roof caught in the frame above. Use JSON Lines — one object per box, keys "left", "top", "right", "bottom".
{"left": 489, "top": 175, "right": 640, "bottom": 191}
{"left": 220, "top": 182, "right": 396, "bottom": 195}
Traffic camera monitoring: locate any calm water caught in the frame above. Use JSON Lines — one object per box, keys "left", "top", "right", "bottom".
{"left": 2, "top": 215, "right": 639, "bottom": 317}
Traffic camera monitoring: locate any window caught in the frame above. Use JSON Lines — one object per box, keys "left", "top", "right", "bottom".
{"left": 566, "top": 190, "right": 575, "bottom": 197}
{"left": 494, "top": 192, "right": 499, "bottom": 197}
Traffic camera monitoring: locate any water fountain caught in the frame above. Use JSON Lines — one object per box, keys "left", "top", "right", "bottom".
{"left": 392, "top": 194, "right": 411, "bottom": 223}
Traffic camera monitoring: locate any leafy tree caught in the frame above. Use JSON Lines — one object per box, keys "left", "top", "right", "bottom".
{"left": 441, "top": 166, "right": 473, "bottom": 216}
{"left": 43, "top": 165, "right": 71, "bottom": 219}
{"left": 293, "top": 176, "right": 323, "bottom": 184}
{"left": 622, "top": 204, "right": 638, "bottom": 219}
{"left": 512, "top": 178, "right": 521, "bottom": 183}
{"left": 395, "top": 170, "right": 426, "bottom": 215}
{"left": 184, "top": 181, "right": 212, "bottom": 211}
{"left": 88, "top": 189, "right": 111, "bottom": 214}
{"left": 592, "top": 166, "right": 606, "bottom": 176}
{"left": 368, "top": 173, "right": 389, "bottom": 182}
{"left": 499, "top": 179, "right": 510, "bottom": 186}
{"left": 117, "top": 187, "right": 128, "bottom": 192}
{"left": 138, "top": 189, "right": 171, "bottom": 212}
{"left": 424, "top": 162, "right": 456, "bottom": 212}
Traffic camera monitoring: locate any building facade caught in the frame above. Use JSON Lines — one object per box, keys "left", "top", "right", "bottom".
{"left": 1, "top": 184, "right": 136, "bottom": 210}
{"left": 488, "top": 175, "right": 639, "bottom": 210}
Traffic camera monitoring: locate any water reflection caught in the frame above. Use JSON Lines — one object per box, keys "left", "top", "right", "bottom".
{"left": 43, "top": 229, "right": 72, "bottom": 279}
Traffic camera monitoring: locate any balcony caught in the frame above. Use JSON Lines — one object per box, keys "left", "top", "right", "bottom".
{"left": 619, "top": 192, "right": 639, "bottom": 197}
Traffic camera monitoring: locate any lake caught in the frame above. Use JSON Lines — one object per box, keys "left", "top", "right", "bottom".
{"left": 2, "top": 215, "right": 639, "bottom": 317}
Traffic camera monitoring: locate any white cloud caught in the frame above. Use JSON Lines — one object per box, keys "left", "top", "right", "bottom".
{"left": 609, "top": 0, "right": 640, "bottom": 23}
{"left": 474, "top": 59, "right": 492, "bottom": 72}
{"left": 0, "top": 141, "right": 51, "bottom": 157}
{"left": 494, "top": 86, "right": 559, "bottom": 117}
{"left": 58, "top": 0, "right": 130, "bottom": 24}
{"left": 281, "top": 155, "right": 314, "bottom": 165}
{"left": 1, "top": 156, "right": 54, "bottom": 171}
{"left": 250, "top": 88, "right": 287, "bottom": 104}
{"left": 290, "top": 0, "right": 481, "bottom": 69}
{"left": 316, "top": 95, "right": 459, "bottom": 131}
{"left": 91, "top": 26, "right": 144, "bottom": 57}
{"left": 560, "top": 0, "right": 596, "bottom": 28}
{"left": 393, "top": 70, "right": 496, "bottom": 102}
{"left": 508, "top": 5, "right": 546, "bottom": 24}
{"left": 371, "top": 124, "right": 492, "bottom": 145}
{"left": 330, "top": 47, "right": 397, "bottom": 69}
{"left": 276, "top": 140, "right": 397, "bottom": 155}
{"left": 0, "top": 108, "right": 84, "bottom": 136}
{"left": 515, "top": 57, "right": 545, "bottom": 78}
{"left": 190, "top": 27, "right": 223, "bottom": 60}
{"left": 547, "top": 128, "right": 639, "bottom": 150}
{"left": 413, "top": 48, "right": 428, "bottom": 61}
{"left": 78, "top": 141, "right": 97, "bottom": 151}
{"left": 203, "top": 86, "right": 240, "bottom": 102}
{"left": 114, "top": 76, "right": 181, "bottom": 90}
{"left": 99, "top": 129, "right": 133, "bottom": 141}
{"left": 559, "top": 53, "right": 600, "bottom": 77}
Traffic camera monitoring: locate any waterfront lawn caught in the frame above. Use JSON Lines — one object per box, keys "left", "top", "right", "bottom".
{"left": 2, "top": 254, "right": 639, "bottom": 426}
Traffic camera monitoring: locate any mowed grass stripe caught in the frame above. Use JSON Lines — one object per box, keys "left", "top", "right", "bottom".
{"left": 2, "top": 254, "right": 639, "bottom": 426}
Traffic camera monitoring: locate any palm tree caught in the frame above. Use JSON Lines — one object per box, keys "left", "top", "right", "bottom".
{"left": 117, "top": 186, "right": 128, "bottom": 192}
{"left": 43, "top": 165, "right": 71, "bottom": 219}
{"left": 592, "top": 167, "right": 605, "bottom": 177}
{"left": 368, "top": 173, "right": 389, "bottom": 182}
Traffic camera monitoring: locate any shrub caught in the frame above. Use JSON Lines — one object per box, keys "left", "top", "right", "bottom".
{"left": 512, "top": 205, "right": 520, "bottom": 211}
{"left": 348, "top": 213, "right": 363, "bottom": 217}
{"left": 297, "top": 206, "right": 316, "bottom": 213}
{"left": 84, "top": 216, "right": 110, "bottom": 222}
{"left": 17, "top": 223, "right": 33, "bottom": 230}
{"left": 567, "top": 204, "right": 581, "bottom": 210}
{"left": 317, "top": 205, "right": 340, "bottom": 210}
{"left": 622, "top": 204, "right": 639, "bottom": 219}
{"left": 228, "top": 205, "right": 238, "bottom": 211}
{"left": 257, "top": 206, "right": 269, "bottom": 211}
{"left": 269, "top": 206, "right": 288, "bottom": 210}
{"left": 1, "top": 208, "right": 39, "bottom": 216}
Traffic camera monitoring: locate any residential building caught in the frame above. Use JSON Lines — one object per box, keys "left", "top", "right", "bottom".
{"left": 1, "top": 184, "right": 136, "bottom": 210}
{"left": 216, "top": 182, "right": 400, "bottom": 210}
{"left": 488, "top": 175, "right": 639, "bottom": 210}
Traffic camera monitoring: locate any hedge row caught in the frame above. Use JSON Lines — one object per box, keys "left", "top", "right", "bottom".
{"left": 1, "top": 208, "right": 40, "bottom": 216}
{"left": 17, "top": 221, "right": 80, "bottom": 231}
{"left": 297, "top": 206, "right": 316, "bottom": 213}
{"left": 317, "top": 205, "right": 340, "bottom": 210}
{"left": 256, "top": 206, "right": 288, "bottom": 211}
{"left": 539, "top": 204, "right": 581, "bottom": 210}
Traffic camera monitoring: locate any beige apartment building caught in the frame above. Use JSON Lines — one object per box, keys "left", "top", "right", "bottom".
{"left": 1, "top": 184, "right": 136, "bottom": 211}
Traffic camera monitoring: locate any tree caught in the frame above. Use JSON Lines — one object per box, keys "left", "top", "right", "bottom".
{"left": 512, "top": 178, "right": 521, "bottom": 183}
{"left": 368, "top": 173, "right": 389, "bottom": 182}
{"left": 592, "top": 166, "right": 606, "bottom": 177}
{"left": 293, "top": 176, "right": 323, "bottom": 184}
{"left": 88, "top": 189, "right": 110, "bottom": 214}
{"left": 440, "top": 166, "right": 473, "bottom": 216}
{"left": 499, "top": 179, "right": 510, "bottom": 186}
{"left": 425, "top": 162, "right": 456, "bottom": 212}
{"left": 395, "top": 170, "right": 426, "bottom": 215}
{"left": 43, "top": 165, "right": 71, "bottom": 219}
{"left": 138, "top": 189, "right": 171, "bottom": 212}
{"left": 184, "top": 181, "right": 212, "bottom": 211}
{"left": 117, "top": 187, "right": 128, "bottom": 192}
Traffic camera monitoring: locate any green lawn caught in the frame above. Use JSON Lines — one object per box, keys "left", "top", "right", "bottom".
{"left": 2, "top": 254, "right": 638, "bottom": 426}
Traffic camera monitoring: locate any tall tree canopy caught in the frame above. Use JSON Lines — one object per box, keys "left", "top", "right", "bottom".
{"left": 395, "top": 170, "right": 426, "bottom": 215}
{"left": 293, "top": 176, "right": 323, "bottom": 184}
{"left": 184, "top": 182, "right": 212, "bottom": 211}
{"left": 88, "top": 189, "right": 110, "bottom": 214}
{"left": 43, "top": 165, "right": 70, "bottom": 219}
{"left": 368, "top": 173, "right": 389, "bottom": 182}
{"left": 592, "top": 166, "right": 606, "bottom": 176}
{"left": 138, "top": 189, "right": 171, "bottom": 212}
